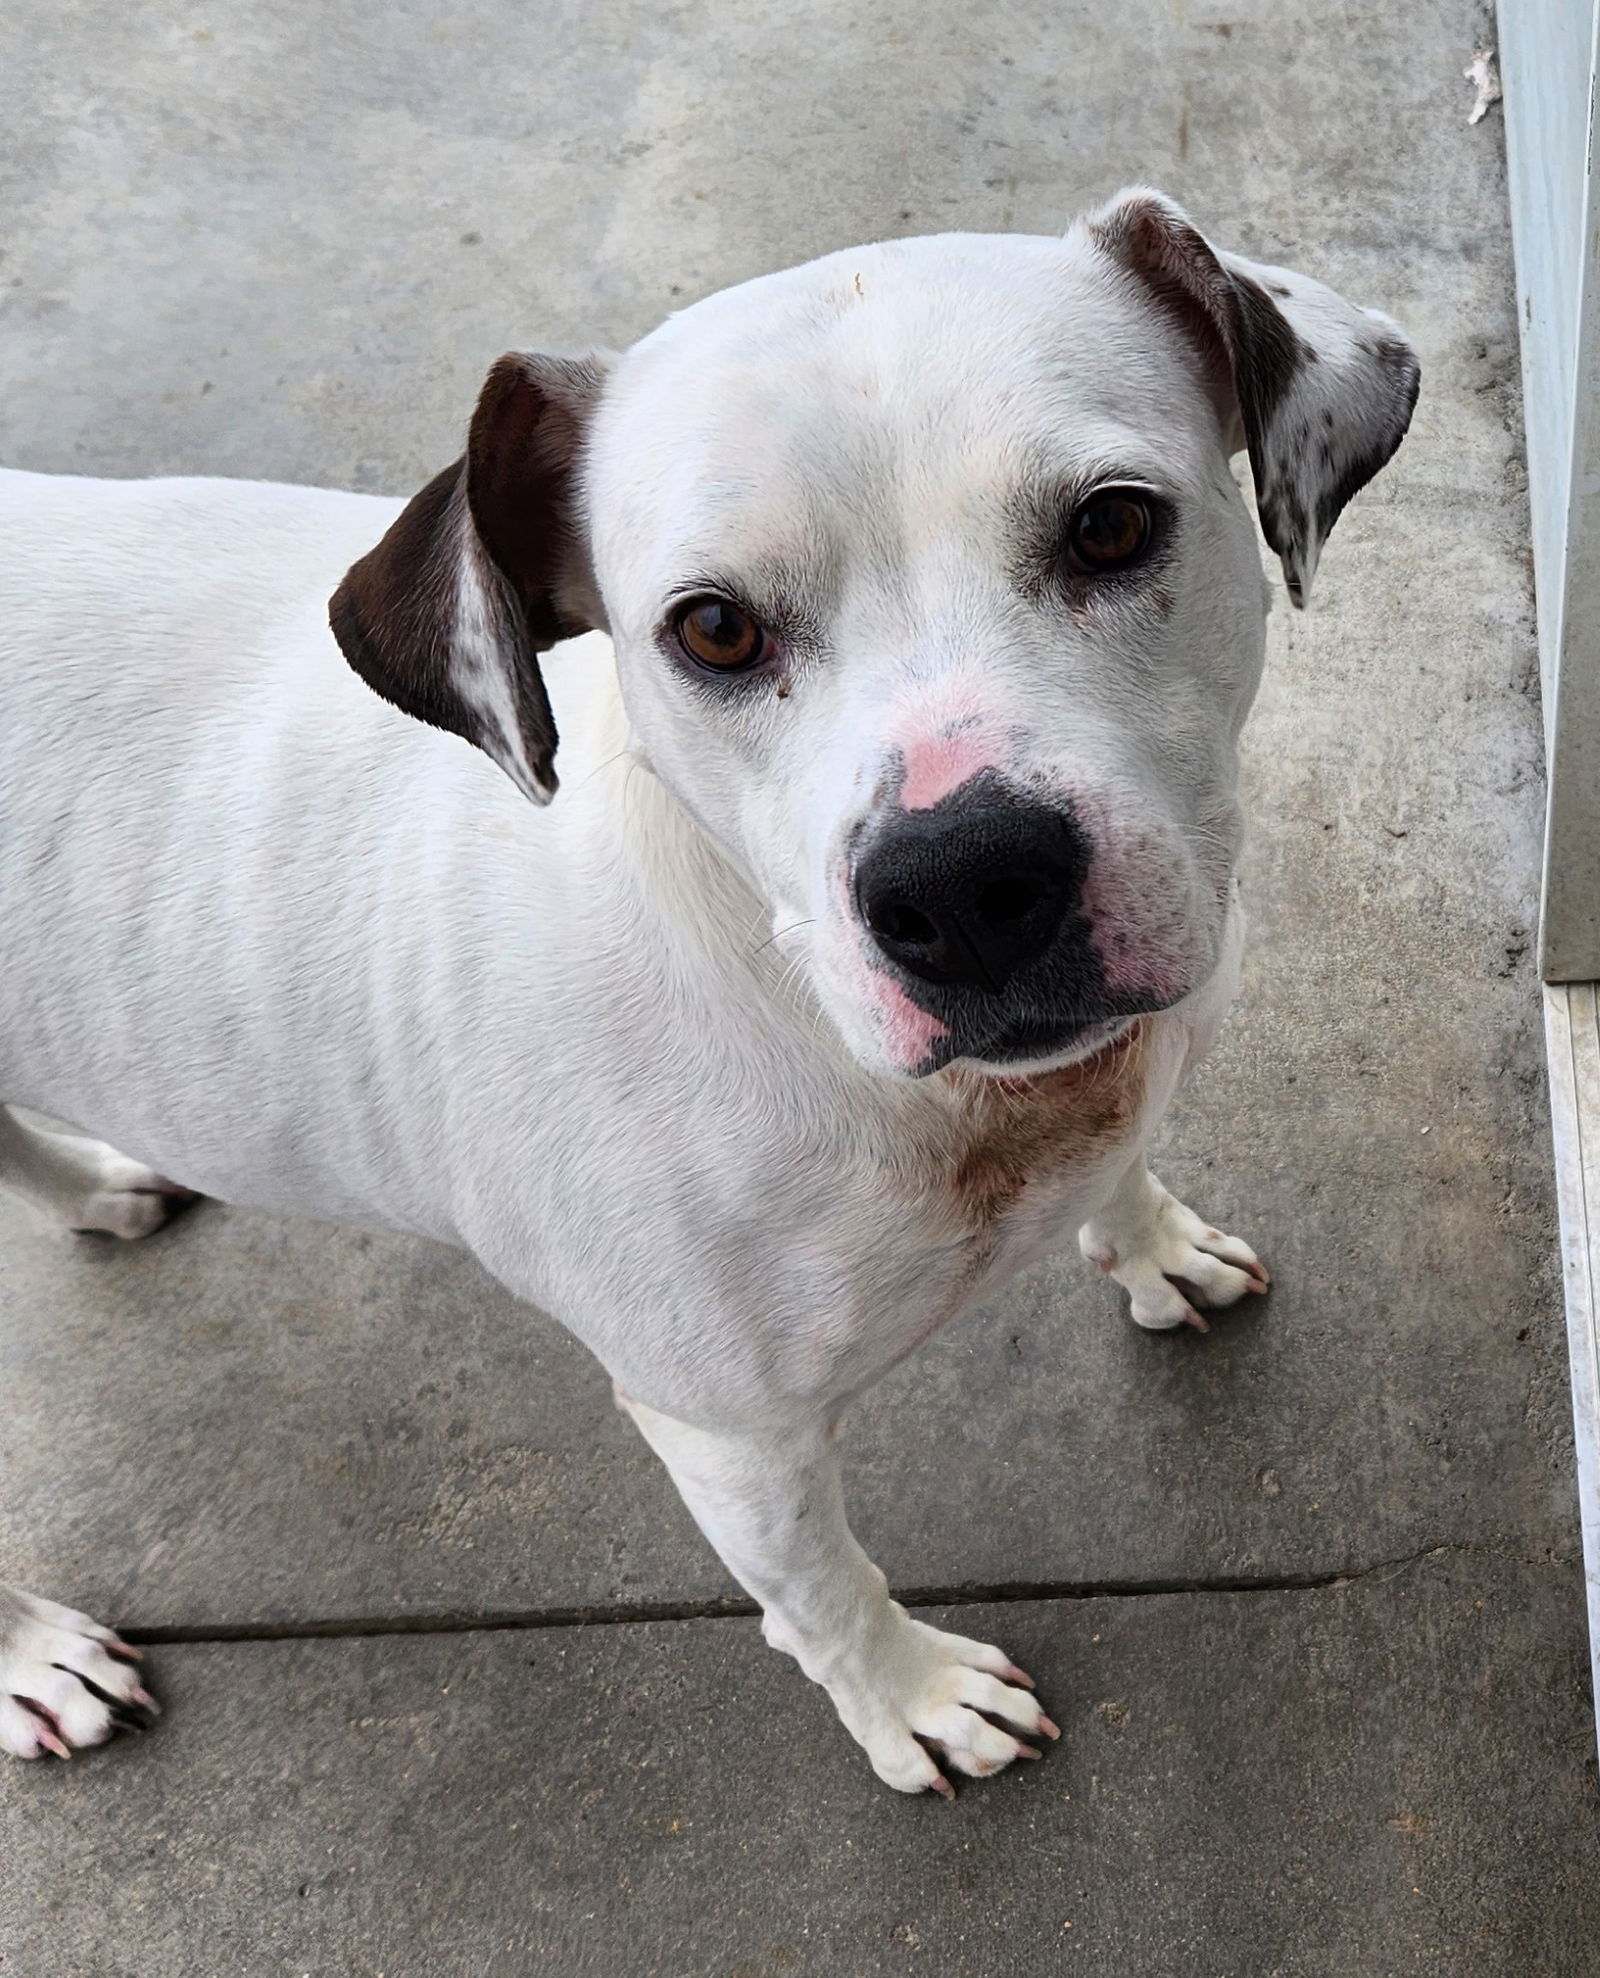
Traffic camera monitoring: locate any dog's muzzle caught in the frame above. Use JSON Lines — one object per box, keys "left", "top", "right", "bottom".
{"left": 852, "top": 773, "right": 1167, "bottom": 1069}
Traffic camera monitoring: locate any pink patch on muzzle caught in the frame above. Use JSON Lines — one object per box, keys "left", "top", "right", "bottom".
{"left": 832, "top": 861, "right": 947, "bottom": 1072}
{"left": 898, "top": 728, "right": 1003, "bottom": 811}
{"left": 876, "top": 974, "right": 948, "bottom": 1071}
{"left": 1076, "top": 806, "right": 1200, "bottom": 1004}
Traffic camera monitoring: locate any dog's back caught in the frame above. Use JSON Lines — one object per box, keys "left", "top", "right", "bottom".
{"left": 0, "top": 470, "right": 457, "bottom": 1224}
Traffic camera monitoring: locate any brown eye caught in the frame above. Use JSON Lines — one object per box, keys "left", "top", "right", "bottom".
{"left": 673, "top": 596, "right": 767, "bottom": 670}
{"left": 1064, "top": 492, "right": 1152, "bottom": 574}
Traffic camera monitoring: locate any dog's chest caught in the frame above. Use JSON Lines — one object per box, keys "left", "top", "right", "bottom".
{"left": 938, "top": 1026, "right": 1149, "bottom": 1235}
{"left": 826, "top": 1024, "right": 1154, "bottom": 1328}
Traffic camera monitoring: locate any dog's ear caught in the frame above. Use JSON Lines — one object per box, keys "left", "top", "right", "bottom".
{"left": 329, "top": 350, "right": 614, "bottom": 802}
{"left": 1079, "top": 188, "right": 1419, "bottom": 605}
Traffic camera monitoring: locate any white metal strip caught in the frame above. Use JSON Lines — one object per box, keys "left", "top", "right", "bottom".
{"left": 1543, "top": 981, "right": 1600, "bottom": 1745}
{"left": 1501, "top": 0, "right": 1595, "bottom": 713}
{"left": 1530, "top": 2, "right": 1600, "bottom": 978}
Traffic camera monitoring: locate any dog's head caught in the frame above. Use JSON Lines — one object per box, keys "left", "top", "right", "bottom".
{"left": 331, "top": 189, "right": 1417, "bottom": 1079}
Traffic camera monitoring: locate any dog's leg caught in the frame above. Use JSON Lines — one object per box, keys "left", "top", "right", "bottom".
{"left": 0, "top": 1105, "right": 195, "bottom": 1239}
{"left": 0, "top": 1585, "right": 159, "bottom": 1759}
{"left": 0, "top": 1107, "right": 169, "bottom": 1756}
{"left": 621, "top": 1396, "right": 1058, "bottom": 1792}
{"left": 1078, "top": 1158, "right": 1268, "bottom": 1331}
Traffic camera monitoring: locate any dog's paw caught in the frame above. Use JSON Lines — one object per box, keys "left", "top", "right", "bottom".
{"left": 1079, "top": 1174, "right": 1268, "bottom": 1331}
{"left": 27, "top": 1135, "right": 197, "bottom": 1240}
{"left": 68, "top": 1159, "right": 196, "bottom": 1239}
{"left": 0, "top": 1588, "right": 159, "bottom": 1759}
{"left": 818, "top": 1611, "right": 1059, "bottom": 1794}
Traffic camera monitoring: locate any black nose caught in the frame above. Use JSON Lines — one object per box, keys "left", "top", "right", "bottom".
{"left": 855, "top": 789, "right": 1090, "bottom": 993}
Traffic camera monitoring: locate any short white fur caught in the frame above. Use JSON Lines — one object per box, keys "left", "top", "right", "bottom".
{"left": 0, "top": 192, "right": 1414, "bottom": 1789}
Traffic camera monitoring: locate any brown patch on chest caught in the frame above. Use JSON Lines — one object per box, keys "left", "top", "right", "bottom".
{"left": 944, "top": 1021, "right": 1150, "bottom": 1229}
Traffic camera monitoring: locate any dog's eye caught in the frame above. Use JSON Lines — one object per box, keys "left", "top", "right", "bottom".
{"left": 673, "top": 597, "right": 767, "bottom": 671}
{"left": 1064, "top": 493, "right": 1152, "bottom": 575}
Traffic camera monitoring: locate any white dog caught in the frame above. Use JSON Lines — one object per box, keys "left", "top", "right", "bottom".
{"left": 0, "top": 190, "right": 1416, "bottom": 1792}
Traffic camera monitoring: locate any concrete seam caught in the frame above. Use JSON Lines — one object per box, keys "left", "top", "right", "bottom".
{"left": 117, "top": 1541, "right": 1580, "bottom": 1647}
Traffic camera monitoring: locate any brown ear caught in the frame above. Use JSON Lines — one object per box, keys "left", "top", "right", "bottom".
{"left": 330, "top": 350, "right": 613, "bottom": 802}
{"left": 1079, "top": 188, "right": 1419, "bottom": 605}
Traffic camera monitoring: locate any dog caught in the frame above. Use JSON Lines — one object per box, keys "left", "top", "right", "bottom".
{"left": 0, "top": 189, "right": 1417, "bottom": 1792}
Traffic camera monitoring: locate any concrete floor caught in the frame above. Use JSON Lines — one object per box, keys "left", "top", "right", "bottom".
{"left": 1, "top": 1, "right": 1594, "bottom": 1973}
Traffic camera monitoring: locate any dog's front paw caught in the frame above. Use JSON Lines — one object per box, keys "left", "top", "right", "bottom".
{"left": 818, "top": 1611, "right": 1059, "bottom": 1795}
{"left": 30, "top": 1136, "right": 197, "bottom": 1240}
{"left": 0, "top": 1588, "right": 158, "bottom": 1759}
{"left": 1079, "top": 1172, "right": 1268, "bottom": 1331}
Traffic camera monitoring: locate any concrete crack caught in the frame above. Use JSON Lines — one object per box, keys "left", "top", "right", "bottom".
{"left": 120, "top": 1540, "right": 1577, "bottom": 1647}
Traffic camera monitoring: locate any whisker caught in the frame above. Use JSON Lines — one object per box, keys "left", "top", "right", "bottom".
{"left": 772, "top": 951, "right": 814, "bottom": 1003}
{"left": 568, "top": 746, "right": 636, "bottom": 795}
{"left": 749, "top": 917, "right": 816, "bottom": 959}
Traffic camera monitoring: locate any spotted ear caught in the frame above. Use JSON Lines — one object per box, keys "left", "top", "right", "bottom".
{"left": 329, "top": 350, "right": 614, "bottom": 802}
{"left": 1079, "top": 187, "right": 1419, "bottom": 605}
